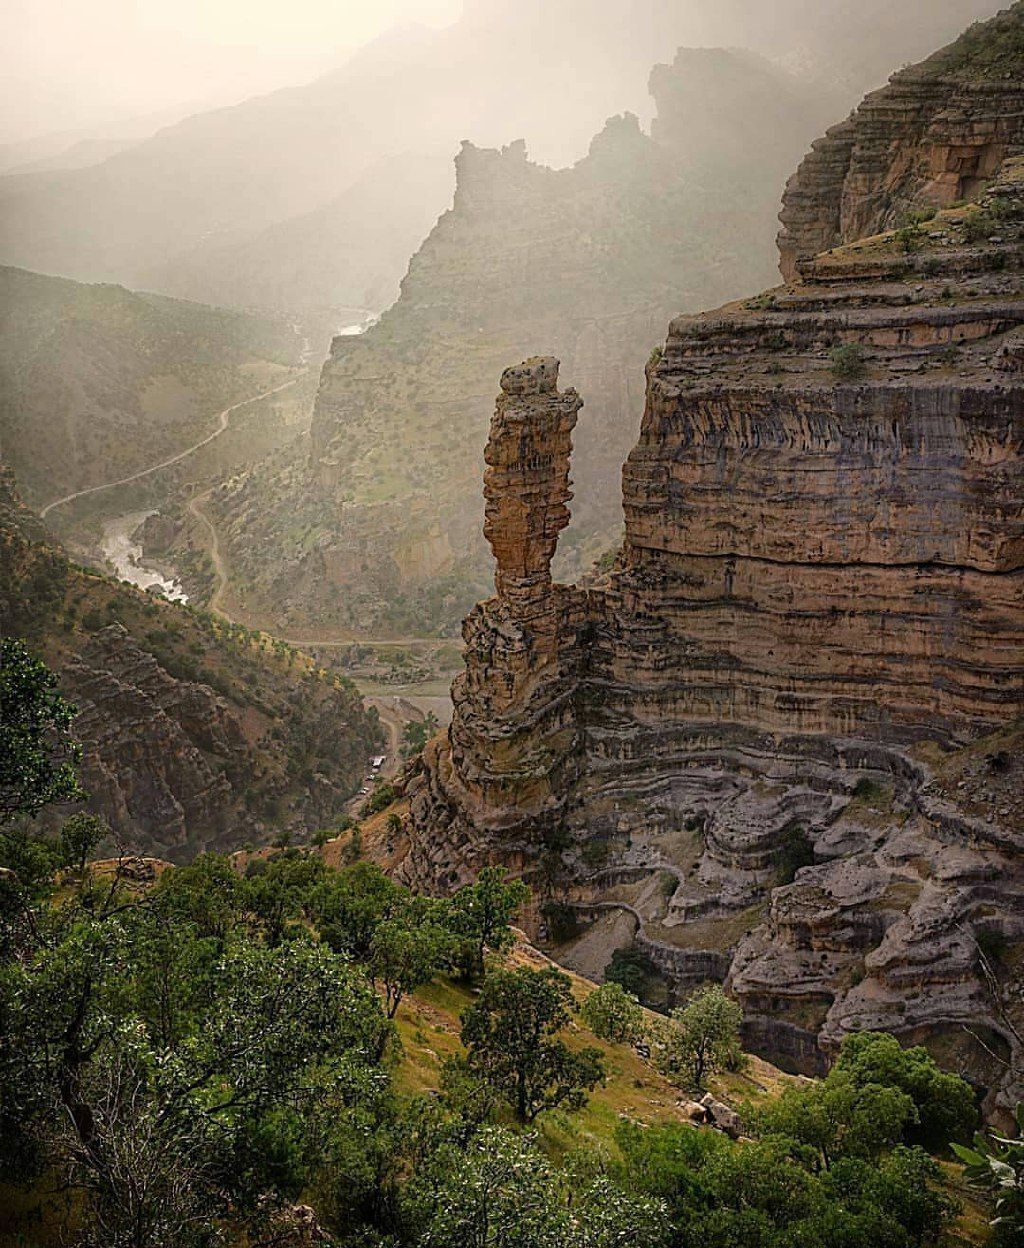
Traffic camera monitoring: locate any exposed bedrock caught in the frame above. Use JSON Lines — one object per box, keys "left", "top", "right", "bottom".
{"left": 400, "top": 12, "right": 1024, "bottom": 1120}
{"left": 777, "top": 3, "right": 1024, "bottom": 280}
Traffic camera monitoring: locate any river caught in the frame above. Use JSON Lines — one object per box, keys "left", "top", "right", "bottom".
{"left": 101, "top": 510, "right": 188, "bottom": 603}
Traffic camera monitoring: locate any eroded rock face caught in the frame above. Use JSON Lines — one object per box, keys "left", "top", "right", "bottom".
{"left": 778, "top": 3, "right": 1024, "bottom": 279}
{"left": 404, "top": 361, "right": 589, "bottom": 889}
{"left": 64, "top": 625, "right": 240, "bottom": 848}
{"left": 211, "top": 49, "right": 842, "bottom": 638}
{"left": 402, "top": 10, "right": 1024, "bottom": 1121}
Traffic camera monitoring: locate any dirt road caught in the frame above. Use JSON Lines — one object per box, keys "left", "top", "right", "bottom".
{"left": 40, "top": 371, "right": 308, "bottom": 518}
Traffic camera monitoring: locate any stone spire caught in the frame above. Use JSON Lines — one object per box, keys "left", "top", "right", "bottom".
{"left": 482, "top": 357, "right": 582, "bottom": 609}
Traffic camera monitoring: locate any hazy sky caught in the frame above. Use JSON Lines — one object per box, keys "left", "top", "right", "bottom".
{"left": 0, "top": 0, "right": 462, "bottom": 144}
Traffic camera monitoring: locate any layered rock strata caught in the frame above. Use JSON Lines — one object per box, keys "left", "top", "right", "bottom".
{"left": 778, "top": 2, "right": 1024, "bottom": 280}
{"left": 401, "top": 12, "right": 1024, "bottom": 1117}
{"left": 0, "top": 469, "right": 381, "bottom": 856}
{"left": 209, "top": 49, "right": 842, "bottom": 636}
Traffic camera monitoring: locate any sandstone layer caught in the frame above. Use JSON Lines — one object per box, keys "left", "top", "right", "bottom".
{"left": 207, "top": 50, "right": 842, "bottom": 636}
{"left": 778, "top": 3, "right": 1024, "bottom": 280}
{"left": 400, "top": 8, "right": 1024, "bottom": 1122}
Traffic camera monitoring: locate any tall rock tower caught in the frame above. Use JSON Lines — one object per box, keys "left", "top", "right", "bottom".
{"left": 404, "top": 359, "right": 588, "bottom": 889}
{"left": 401, "top": 6, "right": 1024, "bottom": 1122}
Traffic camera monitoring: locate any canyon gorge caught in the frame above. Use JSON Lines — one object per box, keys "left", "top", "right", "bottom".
{"left": 395, "top": 4, "right": 1024, "bottom": 1122}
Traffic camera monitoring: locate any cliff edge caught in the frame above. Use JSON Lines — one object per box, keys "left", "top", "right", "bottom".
{"left": 398, "top": 6, "right": 1024, "bottom": 1123}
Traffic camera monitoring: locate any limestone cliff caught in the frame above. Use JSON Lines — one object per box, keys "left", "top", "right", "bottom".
{"left": 400, "top": 8, "right": 1024, "bottom": 1121}
{"left": 778, "top": 3, "right": 1024, "bottom": 279}
{"left": 205, "top": 50, "right": 840, "bottom": 637}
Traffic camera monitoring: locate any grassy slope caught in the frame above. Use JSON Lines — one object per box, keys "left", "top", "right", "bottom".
{"left": 0, "top": 265, "right": 301, "bottom": 507}
{"left": 0, "top": 471, "right": 382, "bottom": 855}
{"left": 392, "top": 944, "right": 991, "bottom": 1245}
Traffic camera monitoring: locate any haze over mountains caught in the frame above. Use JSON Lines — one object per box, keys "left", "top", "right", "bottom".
{"left": 0, "top": 0, "right": 1004, "bottom": 321}
{"left": 202, "top": 47, "right": 842, "bottom": 636}
{"left": 0, "top": 265, "right": 301, "bottom": 507}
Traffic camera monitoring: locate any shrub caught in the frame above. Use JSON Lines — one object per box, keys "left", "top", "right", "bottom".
{"left": 361, "top": 782, "right": 396, "bottom": 817}
{"left": 605, "top": 945, "right": 658, "bottom": 1003}
{"left": 581, "top": 981, "right": 645, "bottom": 1045}
{"left": 833, "top": 1031, "right": 977, "bottom": 1151}
{"left": 962, "top": 210, "right": 997, "bottom": 243}
{"left": 829, "top": 343, "right": 866, "bottom": 379}
{"left": 776, "top": 825, "right": 815, "bottom": 886}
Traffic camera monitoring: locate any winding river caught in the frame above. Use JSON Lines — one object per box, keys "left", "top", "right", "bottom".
{"left": 101, "top": 510, "right": 188, "bottom": 603}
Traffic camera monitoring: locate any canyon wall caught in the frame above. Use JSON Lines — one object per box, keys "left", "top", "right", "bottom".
{"left": 401, "top": 6, "right": 1024, "bottom": 1119}
{"left": 207, "top": 50, "right": 840, "bottom": 637}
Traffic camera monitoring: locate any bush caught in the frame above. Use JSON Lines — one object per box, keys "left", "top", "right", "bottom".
{"left": 776, "top": 825, "right": 815, "bottom": 886}
{"left": 962, "top": 210, "right": 997, "bottom": 243}
{"left": 605, "top": 945, "right": 658, "bottom": 1003}
{"left": 829, "top": 343, "right": 866, "bottom": 379}
{"left": 581, "top": 981, "right": 645, "bottom": 1045}
{"left": 833, "top": 1031, "right": 977, "bottom": 1151}
{"left": 361, "top": 782, "right": 396, "bottom": 817}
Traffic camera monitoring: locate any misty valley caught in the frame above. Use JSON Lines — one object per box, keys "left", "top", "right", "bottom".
{"left": 1, "top": 3, "right": 1023, "bottom": 1246}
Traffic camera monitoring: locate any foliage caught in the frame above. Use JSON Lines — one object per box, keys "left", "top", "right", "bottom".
{"left": 952, "top": 1102, "right": 1024, "bottom": 1236}
{"left": 776, "top": 824, "right": 815, "bottom": 885}
{"left": 0, "top": 666, "right": 983, "bottom": 1247}
{"left": 895, "top": 223, "right": 923, "bottom": 253}
{"left": 411, "top": 1126, "right": 670, "bottom": 1248}
{"left": 314, "top": 859, "right": 404, "bottom": 957}
{"left": 541, "top": 898, "right": 582, "bottom": 943}
{"left": 362, "top": 782, "right": 398, "bottom": 817}
{"left": 962, "top": 210, "right": 998, "bottom": 244}
{"left": 615, "top": 1119, "right": 959, "bottom": 1248}
{"left": 829, "top": 342, "right": 867, "bottom": 380}
{"left": 447, "top": 866, "right": 530, "bottom": 978}
{"left": 604, "top": 944, "right": 659, "bottom": 1004}
{"left": 369, "top": 899, "right": 457, "bottom": 1018}
{"left": 659, "top": 985, "right": 743, "bottom": 1090}
{"left": 833, "top": 1031, "right": 977, "bottom": 1150}
{"left": 401, "top": 712, "right": 440, "bottom": 759}
{"left": 59, "top": 812, "right": 107, "bottom": 875}
{"left": 0, "top": 637, "right": 83, "bottom": 819}
{"left": 460, "top": 965, "right": 605, "bottom": 1122}
{"left": 754, "top": 1071, "right": 916, "bottom": 1169}
{"left": 580, "top": 981, "right": 645, "bottom": 1045}
{"left": 0, "top": 860, "right": 390, "bottom": 1245}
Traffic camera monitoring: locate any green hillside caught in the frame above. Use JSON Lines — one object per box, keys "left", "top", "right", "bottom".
{"left": 0, "top": 467, "right": 381, "bottom": 858}
{"left": 0, "top": 265, "right": 301, "bottom": 508}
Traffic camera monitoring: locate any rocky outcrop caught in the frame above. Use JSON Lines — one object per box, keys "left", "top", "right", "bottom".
{"left": 208, "top": 50, "right": 841, "bottom": 637}
{"left": 63, "top": 625, "right": 241, "bottom": 848}
{"left": 1, "top": 473, "right": 382, "bottom": 857}
{"left": 778, "top": 3, "right": 1024, "bottom": 279}
{"left": 401, "top": 9, "right": 1024, "bottom": 1120}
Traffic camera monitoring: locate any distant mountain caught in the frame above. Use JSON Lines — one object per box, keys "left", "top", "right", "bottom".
{"left": 0, "top": 1, "right": 1002, "bottom": 319}
{"left": 193, "top": 48, "right": 840, "bottom": 636}
{"left": 0, "top": 265, "right": 300, "bottom": 509}
{"left": 144, "top": 150, "right": 455, "bottom": 322}
{"left": 0, "top": 103, "right": 207, "bottom": 176}
{"left": 0, "top": 466, "right": 381, "bottom": 858}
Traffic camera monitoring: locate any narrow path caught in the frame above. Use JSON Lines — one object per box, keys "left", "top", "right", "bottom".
{"left": 40, "top": 371, "right": 308, "bottom": 518}
{"left": 278, "top": 636, "right": 449, "bottom": 648}
{"left": 187, "top": 486, "right": 234, "bottom": 623}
